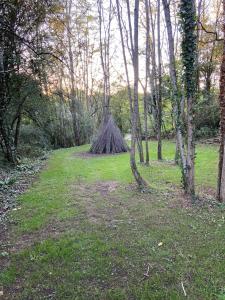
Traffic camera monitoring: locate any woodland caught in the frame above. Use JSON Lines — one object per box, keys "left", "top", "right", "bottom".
{"left": 0, "top": 0, "right": 225, "bottom": 299}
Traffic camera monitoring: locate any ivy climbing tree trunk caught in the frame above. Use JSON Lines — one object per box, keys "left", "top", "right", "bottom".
{"left": 180, "top": 0, "right": 197, "bottom": 197}
{"left": 0, "top": 2, "right": 19, "bottom": 165}
{"left": 217, "top": 0, "right": 225, "bottom": 202}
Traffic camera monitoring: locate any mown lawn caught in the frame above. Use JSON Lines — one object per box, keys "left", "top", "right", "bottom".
{"left": 1, "top": 141, "right": 225, "bottom": 300}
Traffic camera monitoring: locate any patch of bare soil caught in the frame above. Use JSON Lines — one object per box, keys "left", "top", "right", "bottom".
{"left": 198, "top": 186, "right": 216, "bottom": 198}
{"left": 3, "top": 180, "right": 217, "bottom": 259}
{"left": 74, "top": 151, "right": 127, "bottom": 159}
{"left": 165, "top": 183, "right": 218, "bottom": 210}
{"left": 73, "top": 181, "right": 121, "bottom": 225}
{"left": 94, "top": 181, "right": 119, "bottom": 196}
{"left": 166, "top": 188, "right": 193, "bottom": 209}
{"left": 10, "top": 219, "right": 79, "bottom": 253}
{"left": 2, "top": 181, "right": 121, "bottom": 257}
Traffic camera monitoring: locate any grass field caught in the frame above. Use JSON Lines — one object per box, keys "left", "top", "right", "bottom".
{"left": 1, "top": 141, "right": 225, "bottom": 300}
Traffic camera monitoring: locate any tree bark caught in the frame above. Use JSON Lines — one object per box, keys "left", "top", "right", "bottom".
{"left": 217, "top": 0, "right": 225, "bottom": 202}
{"left": 116, "top": 0, "right": 147, "bottom": 188}
{"left": 157, "top": 0, "right": 162, "bottom": 160}
{"left": 162, "top": 0, "right": 188, "bottom": 189}
{"left": 66, "top": 0, "right": 81, "bottom": 146}
{"left": 131, "top": 0, "right": 147, "bottom": 186}
{"left": 125, "top": 0, "right": 144, "bottom": 164}
{"left": 180, "top": 0, "right": 197, "bottom": 197}
{"left": 143, "top": 0, "right": 151, "bottom": 165}
{"left": 98, "top": 0, "right": 112, "bottom": 123}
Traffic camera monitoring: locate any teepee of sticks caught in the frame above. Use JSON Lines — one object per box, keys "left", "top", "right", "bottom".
{"left": 90, "top": 115, "right": 128, "bottom": 154}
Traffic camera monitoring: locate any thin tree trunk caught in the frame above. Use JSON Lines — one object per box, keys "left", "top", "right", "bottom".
{"left": 125, "top": 0, "right": 144, "bottom": 164}
{"left": 14, "top": 115, "right": 21, "bottom": 148}
{"left": 143, "top": 0, "right": 151, "bottom": 165}
{"left": 162, "top": 0, "right": 187, "bottom": 185}
{"left": 66, "top": 0, "right": 81, "bottom": 146}
{"left": 116, "top": 0, "right": 147, "bottom": 188}
{"left": 149, "top": 1, "right": 158, "bottom": 137}
{"left": 157, "top": 0, "right": 162, "bottom": 160}
{"left": 0, "top": 121, "right": 18, "bottom": 164}
{"left": 217, "top": 0, "right": 225, "bottom": 202}
{"left": 186, "top": 94, "right": 195, "bottom": 195}
{"left": 131, "top": 0, "right": 147, "bottom": 186}
{"left": 98, "top": 0, "right": 112, "bottom": 123}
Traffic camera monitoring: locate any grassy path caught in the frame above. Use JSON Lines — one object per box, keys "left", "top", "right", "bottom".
{"left": 1, "top": 142, "right": 225, "bottom": 299}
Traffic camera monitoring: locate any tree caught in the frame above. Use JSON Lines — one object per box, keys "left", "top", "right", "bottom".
{"left": 0, "top": 0, "right": 54, "bottom": 164}
{"left": 157, "top": 0, "right": 163, "bottom": 160}
{"left": 180, "top": 0, "right": 197, "bottom": 197}
{"left": 116, "top": 0, "right": 147, "bottom": 188}
{"left": 125, "top": 0, "right": 144, "bottom": 164}
{"left": 162, "top": 0, "right": 187, "bottom": 185}
{"left": 162, "top": 0, "right": 197, "bottom": 197}
{"left": 217, "top": 0, "right": 225, "bottom": 202}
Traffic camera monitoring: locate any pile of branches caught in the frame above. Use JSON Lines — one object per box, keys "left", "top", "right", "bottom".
{"left": 90, "top": 115, "right": 128, "bottom": 154}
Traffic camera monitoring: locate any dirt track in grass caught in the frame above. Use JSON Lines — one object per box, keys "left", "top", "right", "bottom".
{"left": 1, "top": 144, "right": 225, "bottom": 300}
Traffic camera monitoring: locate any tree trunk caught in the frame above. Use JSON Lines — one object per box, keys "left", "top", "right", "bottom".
{"left": 66, "top": 0, "right": 81, "bottom": 146}
{"left": 180, "top": 0, "right": 197, "bottom": 197}
{"left": 157, "top": 0, "right": 162, "bottom": 160}
{"left": 149, "top": 1, "right": 158, "bottom": 138}
{"left": 131, "top": 0, "right": 147, "bottom": 187}
{"left": 98, "top": 0, "right": 112, "bottom": 124}
{"left": 14, "top": 115, "right": 21, "bottom": 148}
{"left": 162, "top": 0, "right": 187, "bottom": 178}
{"left": 186, "top": 95, "right": 195, "bottom": 196}
{"left": 0, "top": 120, "right": 18, "bottom": 165}
{"left": 217, "top": 0, "right": 225, "bottom": 202}
{"left": 0, "top": 20, "right": 18, "bottom": 165}
{"left": 144, "top": 0, "right": 151, "bottom": 165}
{"left": 116, "top": 0, "right": 147, "bottom": 188}
{"left": 125, "top": 0, "right": 144, "bottom": 164}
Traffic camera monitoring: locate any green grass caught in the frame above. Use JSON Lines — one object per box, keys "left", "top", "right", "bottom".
{"left": 1, "top": 141, "right": 224, "bottom": 300}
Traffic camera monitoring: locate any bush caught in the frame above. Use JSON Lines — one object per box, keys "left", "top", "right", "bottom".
{"left": 17, "top": 144, "right": 46, "bottom": 158}
{"left": 195, "top": 126, "right": 218, "bottom": 139}
{"left": 19, "top": 124, "right": 50, "bottom": 149}
{"left": 195, "top": 96, "right": 219, "bottom": 138}
{"left": 17, "top": 124, "right": 50, "bottom": 158}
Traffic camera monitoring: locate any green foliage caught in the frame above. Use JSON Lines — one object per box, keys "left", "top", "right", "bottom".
{"left": 195, "top": 94, "right": 219, "bottom": 138}
{"left": 0, "top": 177, "right": 17, "bottom": 187}
{"left": 110, "top": 88, "right": 130, "bottom": 134}
{"left": 19, "top": 124, "right": 50, "bottom": 149}
{"left": 179, "top": 0, "right": 197, "bottom": 98}
{"left": 77, "top": 110, "right": 94, "bottom": 145}
{"left": 196, "top": 126, "right": 218, "bottom": 139}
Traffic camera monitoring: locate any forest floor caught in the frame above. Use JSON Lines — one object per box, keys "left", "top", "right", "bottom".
{"left": 0, "top": 141, "right": 225, "bottom": 300}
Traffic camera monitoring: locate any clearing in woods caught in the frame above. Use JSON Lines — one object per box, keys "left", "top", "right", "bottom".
{"left": 0, "top": 141, "right": 225, "bottom": 300}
